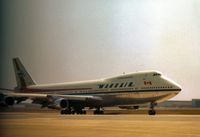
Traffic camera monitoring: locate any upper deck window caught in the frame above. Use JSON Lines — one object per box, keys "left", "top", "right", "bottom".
{"left": 153, "top": 73, "right": 161, "bottom": 76}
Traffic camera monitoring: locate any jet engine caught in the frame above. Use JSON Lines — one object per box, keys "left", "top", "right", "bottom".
{"left": 0, "top": 93, "right": 4, "bottom": 102}
{"left": 53, "top": 98, "right": 69, "bottom": 109}
{"left": 4, "top": 96, "right": 15, "bottom": 106}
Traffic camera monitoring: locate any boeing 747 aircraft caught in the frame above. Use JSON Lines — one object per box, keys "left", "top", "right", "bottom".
{"left": 0, "top": 58, "right": 181, "bottom": 115}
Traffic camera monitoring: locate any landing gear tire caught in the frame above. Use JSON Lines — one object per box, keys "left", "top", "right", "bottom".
{"left": 60, "top": 107, "right": 86, "bottom": 115}
{"left": 148, "top": 110, "right": 156, "bottom": 115}
{"left": 83, "top": 110, "right": 86, "bottom": 114}
{"left": 60, "top": 110, "right": 65, "bottom": 115}
{"left": 60, "top": 109, "right": 72, "bottom": 115}
{"left": 71, "top": 111, "right": 75, "bottom": 115}
{"left": 74, "top": 110, "right": 86, "bottom": 115}
{"left": 100, "top": 111, "right": 104, "bottom": 114}
{"left": 93, "top": 110, "right": 104, "bottom": 115}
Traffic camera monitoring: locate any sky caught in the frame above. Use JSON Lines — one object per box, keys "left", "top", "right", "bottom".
{"left": 0, "top": 0, "right": 200, "bottom": 100}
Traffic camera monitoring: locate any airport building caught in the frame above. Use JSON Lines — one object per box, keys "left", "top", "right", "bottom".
{"left": 157, "top": 99, "right": 200, "bottom": 108}
{"left": 192, "top": 99, "right": 200, "bottom": 107}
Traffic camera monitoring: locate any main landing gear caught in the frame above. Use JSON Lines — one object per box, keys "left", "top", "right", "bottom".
{"left": 148, "top": 102, "right": 157, "bottom": 115}
{"left": 93, "top": 107, "right": 104, "bottom": 114}
{"left": 60, "top": 108, "right": 86, "bottom": 115}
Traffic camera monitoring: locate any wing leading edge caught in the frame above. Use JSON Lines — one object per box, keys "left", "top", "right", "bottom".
{"left": 0, "top": 89, "right": 102, "bottom": 109}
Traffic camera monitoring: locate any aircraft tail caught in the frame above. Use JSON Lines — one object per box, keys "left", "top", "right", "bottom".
{"left": 13, "top": 58, "right": 36, "bottom": 90}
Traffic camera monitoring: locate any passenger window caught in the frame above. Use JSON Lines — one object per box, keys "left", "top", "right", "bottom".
{"left": 114, "top": 83, "right": 119, "bottom": 88}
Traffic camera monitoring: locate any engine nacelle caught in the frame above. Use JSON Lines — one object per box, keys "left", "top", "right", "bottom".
{"left": 0, "top": 93, "right": 4, "bottom": 102}
{"left": 54, "top": 98, "right": 69, "bottom": 108}
{"left": 133, "top": 106, "right": 139, "bottom": 109}
{"left": 4, "top": 96, "right": 15, "bottom": 106}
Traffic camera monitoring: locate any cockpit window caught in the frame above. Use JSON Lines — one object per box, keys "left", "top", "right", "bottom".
{"left": 153, "top": 73, "right": 161, "bottom": 76}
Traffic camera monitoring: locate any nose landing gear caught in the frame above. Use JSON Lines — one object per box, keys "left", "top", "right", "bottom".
{"left": 148, "top": 102, "right": 157, "bottom": 115}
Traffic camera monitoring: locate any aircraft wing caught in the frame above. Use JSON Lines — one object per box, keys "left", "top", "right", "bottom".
{"left": 0, "top": 89, "right": 102, "bottom": 108}
{"left": 4, "top": 92, "right": 102, "bottom": 101}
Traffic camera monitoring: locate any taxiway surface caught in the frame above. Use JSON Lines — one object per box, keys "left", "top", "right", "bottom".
{"left": 1, "top": 112, "right": 200, "bottom": 137}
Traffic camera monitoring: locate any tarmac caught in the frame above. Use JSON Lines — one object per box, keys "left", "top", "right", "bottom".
{"left": 1, "top": 112, "right": 200, "bottom": 137}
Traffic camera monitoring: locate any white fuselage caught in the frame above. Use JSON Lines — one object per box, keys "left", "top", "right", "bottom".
{"left": 26, "top": 71, "right": 181, "bottom": 107}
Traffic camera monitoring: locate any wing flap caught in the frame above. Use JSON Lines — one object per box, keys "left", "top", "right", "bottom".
{"left": 47, "top": 94, "right": 102, "bottom": 101}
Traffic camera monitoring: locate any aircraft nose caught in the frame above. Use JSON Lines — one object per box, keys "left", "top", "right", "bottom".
{"left": 175, "top": 83, "right": 182, "bottom": 91}
{"left": 171, "top": 80, "right": 182, "bottom": 91}
{"left": 163, "top": 76, "right": 182, "bottom": 91}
